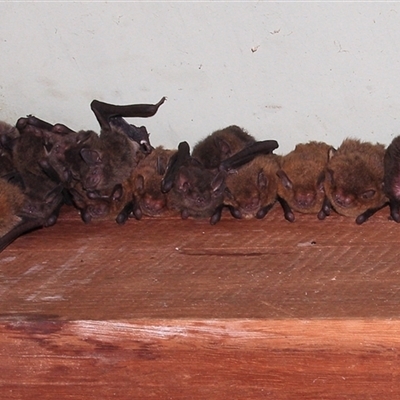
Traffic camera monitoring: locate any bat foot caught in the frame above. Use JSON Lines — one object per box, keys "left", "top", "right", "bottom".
{"left": 229, "top": 207, "right": 242, "bottom": 219}
{"left": 284, "top": 211, "right": 295, "bottom": 223}
{"left": 389, "top": 212, "right": 400, "bottom": 223}
{"left": 355, "top": 214, "right": 367, "bottom": 225}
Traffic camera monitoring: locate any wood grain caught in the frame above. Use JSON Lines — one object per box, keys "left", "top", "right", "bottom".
{"left": 1, "top": 204, "right": 400, "bottom": 398}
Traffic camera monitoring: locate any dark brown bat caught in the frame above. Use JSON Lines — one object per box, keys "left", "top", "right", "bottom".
{"left": 76, "top": 97, "right": 167, "bottom": 195}
{"left": 384, "top": 135, "right": 400, "bottom": 222}
{"left": 15, "top": 115, "right": 89, "bottom": 187}
{"left": 90, "top": 97, "right": 166, "bottom": 130}
{"left": 76, "top": 122, "right": 143, "bottom": 195}
{"left": 323, "top": 138, "right": 387, "bottom": 224}
{"left": 38, "top": 97, "right": 167, "bottom": 224}
{"left": 0, "top": 121, "right": 20, "bottom": 179}
{"left": 0, "top": 116, "right": 68, "bottom": 249}
{"left": 13, "top": 116, "right": 51, "bottom": 181}
{"left": 90, "top": 96, "right": 166, "bottom": 154}
{"left": 0, "top": 180, "right": 64, "bottom": 252}
{"left": 192, "top": 125, "right": 256, "bottom": 170}
{"left": 162, "top": 142, "right": 227, "bottom": 225}
{"left": 16, "top": 116, "right": 102, "bottom": 224}
{"left": 276, "top": 141, "right": 333, "bottom": 222}
{"left": 68, "top": 181, "right": 125, "bottom": 224}
{"left": 42, "top": 128, "right": 100, "bottom": 188}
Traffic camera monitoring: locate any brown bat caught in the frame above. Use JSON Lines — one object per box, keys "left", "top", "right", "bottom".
{"left": 384, "top": 135, "right": 400, "bottom": 222}
{"left": 223, "top": 154, "right": 281, "bottom": 220}
{"left": 192, "top": 125, "right": 256, "bottom": 170}
{"left": 276, "top": 141, "right": 333, "bottom": 222}
{"left": 126, "top": 146, "right": 177, "bottom": 220}
{"left": 0, "top": 179, "right": 25, "bottom": 237}
{"left": 323, "top": 138, "right": 387, "bottom": 224}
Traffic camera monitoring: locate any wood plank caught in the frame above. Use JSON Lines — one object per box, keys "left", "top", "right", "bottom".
{"left": 1, "top": 204, "right": 400, "bottom": 398}
{"left": 1, "top": 319, "right": 400, "bottom": 399}
{"left": 0, "top": 205, "right": 399, "bottom": 320}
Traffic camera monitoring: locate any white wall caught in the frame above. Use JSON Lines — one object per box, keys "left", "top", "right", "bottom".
{"left": 1, "top": 2, "right": 400, "bottom": 155}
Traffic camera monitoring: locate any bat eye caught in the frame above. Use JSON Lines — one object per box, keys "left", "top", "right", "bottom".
{"left": 361, "top": 189, "right": 375, "bottom": 199}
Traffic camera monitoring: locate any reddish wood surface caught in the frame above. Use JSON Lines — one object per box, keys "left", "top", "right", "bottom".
{"left": 1, "top": 204, "right": 400, "bottom": 398}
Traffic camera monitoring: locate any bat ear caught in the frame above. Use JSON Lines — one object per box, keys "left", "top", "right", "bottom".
{"left": 76, "top": 130, "right": 95, "bottom": 144}
{"left": 215, "top": 137, "right": 232, "bottom": 158}
{"left": 258, "top": 171, "right": 267, "bottom": 189}
{"left": 211, "top": 171, "right": 226, "bottom": 193}
{"left": 156, "top": 155, "right": 167, "bottom": 175}
{"left": 80, "top": 148, "right": 102, "bottom": 165}
{"left": 276, "top": 169, "right": 292, "bottom": 190}
{"left": 39, "top": 158, "right": 61, "bottom": 183}
{"left": 111, "top": 184, "right": 124, "bottom": 201}
{"left": 0, "top": 133, "right": 17, "bottom": 152}
{"left": 52, "top": 123, "right": 75, "bottom": 135}
{"left": 325, "top": 168, "right": 334, "bottom": 183}
{"left": 135, "top": 175, "right": 145, "bottom": 192}
{"left": 316, "top": 171, "right": 325, "bottom": 191}
{"left": 328, "top": 147, "right": 337, "bottom": 160}
{"left": 68, "top": 188, "right": 87, "bottom": 209}
{"left": 44, "top": 184, "right": 63, "bottom": 205}
{"left": 42, "top": 132, "right": 53, "bottom": 153}
{"left": 161, "top": 142, "right": 191, "bottom": 193}
{"left": 177, "top": 170, "right": 190, "bottom": 192}
{"left": 361, "top": 189, "right": 376, "bottom": 200}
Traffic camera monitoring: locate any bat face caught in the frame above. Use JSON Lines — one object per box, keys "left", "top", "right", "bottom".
{"left": 384, "top": 136, "right": 400, "bottom": 199}
{"left": 224, "top": 154, "right": 280, "bottom": 219}
{"left": 384, "top": 136, "right": 400, "bottom": 221}
{"left": 277, "top": 142, "right": 331, "bottom": 215}
{"left": 69, "top": 185, "right": 112, "bottom": 223}
{"left": 324, "top": 139, "right": 386, "bottom": 218}
{"left": 131, "top": 147, "right": 176, "bottom": 218}
{"left": 168, "top": 161, "right": 226, "bottom": 219}
{"left": 41, "top": 128, "right": 95, "bottom": 187}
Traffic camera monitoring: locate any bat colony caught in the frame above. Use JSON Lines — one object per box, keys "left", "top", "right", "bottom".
{"left": 0, "top": 96, "right": 398, "bottom": 252}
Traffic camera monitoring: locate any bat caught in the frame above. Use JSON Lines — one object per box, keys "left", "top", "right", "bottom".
{"left": 76, "top": 97, "right": 167, "bottom": 194}
{"left": 192, "top": 125, "right": 256, "bottom": 170}
{"left": 162, "top": 141, "right": 227, "bottom": 225}
{"left": 382, "top": 136, "right": 400, "bottom": 221}
{"left": 0, "top": 121, "right": 20, "bottom": 179}
{"left": 223, "top": 154, "right": 281, "bottom": 220}
{"left": 323, "top": 138, "right": 387, "bottom": 224}
{"left": 276, "top": 141, "right": 333, "bottom": 222}
{"left": 128, "top": 146, "right": 177, "bottom": 220}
